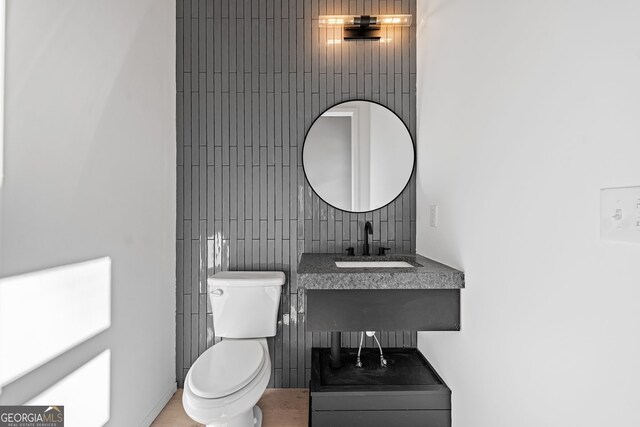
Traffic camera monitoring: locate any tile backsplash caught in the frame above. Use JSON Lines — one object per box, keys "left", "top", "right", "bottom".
{"left": 176, "top": 0, "right": 417, "bottom": 388}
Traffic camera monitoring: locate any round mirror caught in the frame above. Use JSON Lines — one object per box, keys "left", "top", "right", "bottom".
{"left": 302, "top": 100, "right": 414, "bottom": 212}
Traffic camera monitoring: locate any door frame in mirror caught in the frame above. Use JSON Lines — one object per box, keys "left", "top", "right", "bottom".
{"left": 302, "top": 99, "right": 416, "bottom": 214}
{"left": 320, "top": 104, "right": 370, "bottom": 210}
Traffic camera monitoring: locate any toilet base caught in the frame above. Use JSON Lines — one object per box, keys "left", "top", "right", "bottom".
{"left": 206, "top": 405, "right": 262, "bottom": 427}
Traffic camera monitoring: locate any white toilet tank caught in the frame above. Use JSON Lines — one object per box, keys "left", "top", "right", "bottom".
{"left": 208, "top": 271, "right": 285, "bottom": 338}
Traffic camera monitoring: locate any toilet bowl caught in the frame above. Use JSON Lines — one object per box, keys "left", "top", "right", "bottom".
{"left": 182, "top": 338, "right": 270, "bottom": 426}
{"left": 182, "top": 271, "right": 285, "bottom": 427}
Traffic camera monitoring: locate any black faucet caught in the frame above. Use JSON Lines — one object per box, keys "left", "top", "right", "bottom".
{"left": 363, "top": 221, "right": 373, "bottom": 256}
{"left": 378, "top": 246, "right": 391, "bottom": 256}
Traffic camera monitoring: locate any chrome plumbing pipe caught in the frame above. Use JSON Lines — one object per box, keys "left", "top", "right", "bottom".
{"left": 356, "top": 331, "right": 388, "bottom": 368}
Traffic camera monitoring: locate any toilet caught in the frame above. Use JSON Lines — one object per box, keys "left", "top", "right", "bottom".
{"left": 182, "top": 271, "right": 285, "bottom": 427}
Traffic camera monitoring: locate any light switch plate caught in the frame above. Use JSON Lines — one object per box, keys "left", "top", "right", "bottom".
{"left": 430, "top": 205, "right": 438, "bottom": 228}
{"left": 600, "top": 186, "right": 640, "bottom": 244}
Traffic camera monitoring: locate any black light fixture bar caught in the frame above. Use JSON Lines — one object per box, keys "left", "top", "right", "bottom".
{"left": 319, "top": 14, "right": 412, "bottom": 41}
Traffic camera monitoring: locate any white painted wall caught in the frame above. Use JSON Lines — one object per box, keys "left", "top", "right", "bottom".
{"left": 416, "top": 1, "right": 640, "bottom": 426}
{"left": 0, "top": 1, "right": 176, "bottom": 425}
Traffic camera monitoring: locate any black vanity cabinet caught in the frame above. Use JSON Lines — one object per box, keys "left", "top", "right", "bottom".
{"left": 309, "top": 348, "right": 452, "bottom": 427}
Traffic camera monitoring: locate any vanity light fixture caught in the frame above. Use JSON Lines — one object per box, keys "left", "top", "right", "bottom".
{"left": 318, "top": 14, "right": 412, "bottom": 40}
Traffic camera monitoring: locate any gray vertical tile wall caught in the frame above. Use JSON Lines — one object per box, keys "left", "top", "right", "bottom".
{"left": 176, "top": 0, "right": 417, "bottom": 388}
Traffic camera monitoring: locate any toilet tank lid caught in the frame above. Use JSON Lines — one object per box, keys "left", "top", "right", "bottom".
{"left": 208, "top": 271, "right": 286, "bottom": 287}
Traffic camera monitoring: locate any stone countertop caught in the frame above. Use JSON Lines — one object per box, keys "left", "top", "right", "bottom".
{"left": 297, "top": 253, "right": 465, "bottom": 290}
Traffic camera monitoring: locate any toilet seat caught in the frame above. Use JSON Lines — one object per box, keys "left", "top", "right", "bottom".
{"left": 187, "top": 340, "right": 265, "bottom": 399}
{"left": 182, "top": 338, "right": 271, "bottom": 425}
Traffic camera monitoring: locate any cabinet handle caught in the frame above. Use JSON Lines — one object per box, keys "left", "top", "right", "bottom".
{"left": 211, "top": 289, "right": 224, "bottom": 296}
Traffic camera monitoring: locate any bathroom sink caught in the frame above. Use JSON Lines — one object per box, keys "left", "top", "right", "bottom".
{"left": 298, "top": 253, "right": 465, "bottom": 290}
{"left": 299, "top": 253, "right": 464, "bottom": 332}
{"left": 334, "top": 261, "right": 414, "bottom": 268}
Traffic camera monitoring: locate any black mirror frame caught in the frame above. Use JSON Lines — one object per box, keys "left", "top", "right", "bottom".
{"left": 301, "top": 98, "right": 416, "bottom": 214}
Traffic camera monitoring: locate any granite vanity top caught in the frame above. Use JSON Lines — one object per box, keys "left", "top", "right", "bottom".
{"left": 298, "top": 253, "right": 465, "bottom": 290}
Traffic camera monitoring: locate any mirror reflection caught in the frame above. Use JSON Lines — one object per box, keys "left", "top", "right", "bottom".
{"left": 303, "top": 100, "right": 414, "bottom": 212}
